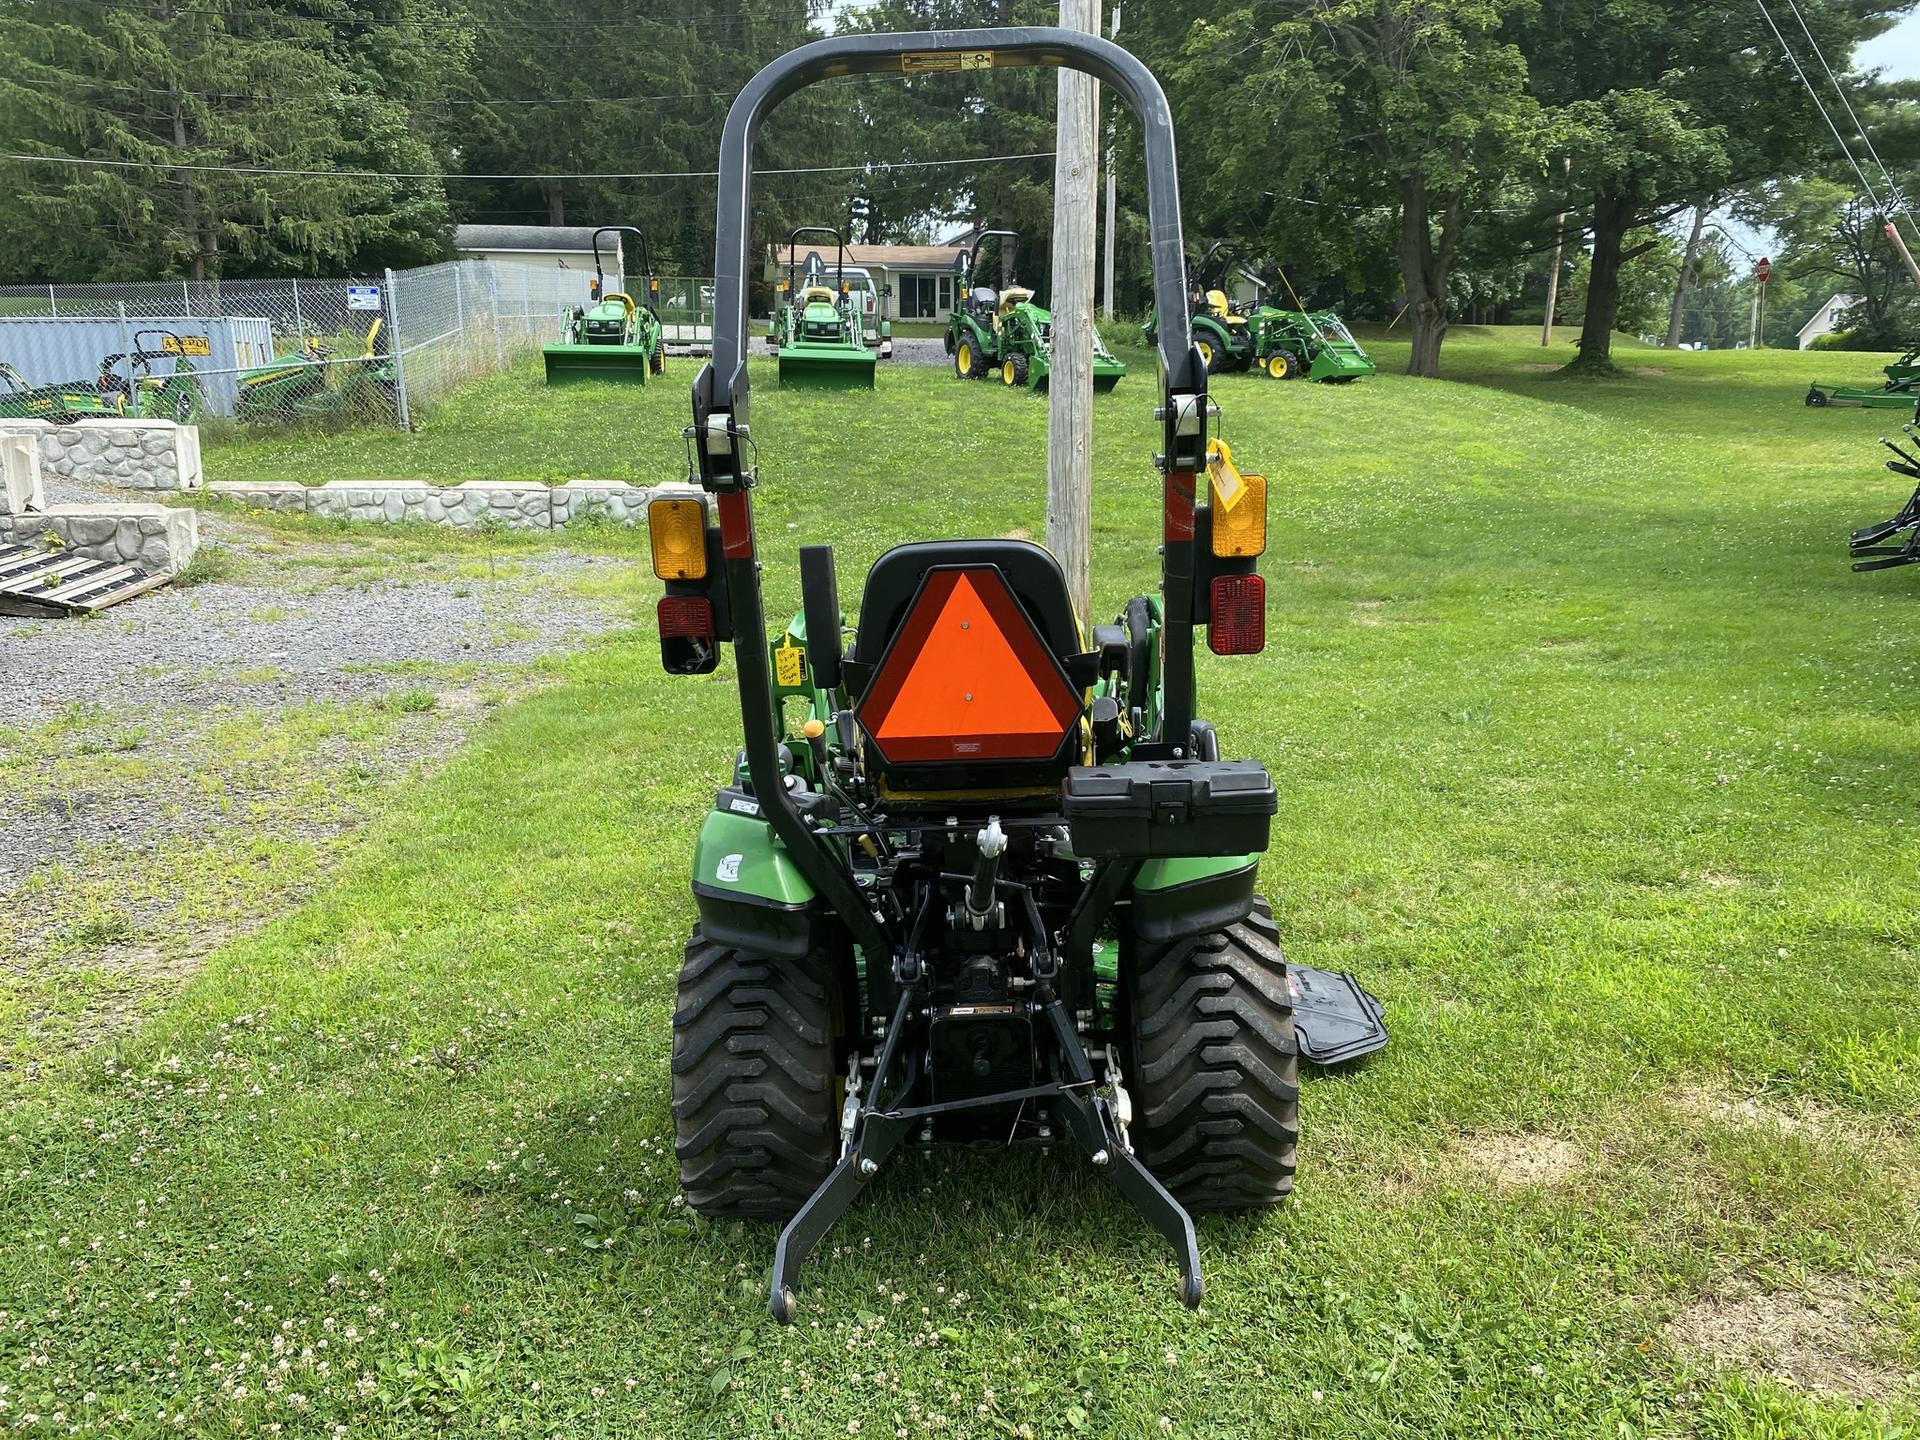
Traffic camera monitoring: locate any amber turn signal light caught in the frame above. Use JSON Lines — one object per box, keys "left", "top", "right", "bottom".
{"left": 649, "top": 497, "right": 708, "bottom": 581}
{"left": 1210, "top": 470, "right": 1267, "bottom": 558}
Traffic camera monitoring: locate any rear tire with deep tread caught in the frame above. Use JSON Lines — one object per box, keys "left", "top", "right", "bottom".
{"left": 671, "top": 929, "right": 840, "bottom": 1220}
{"left": 1126, "top": 896, "right": 1299, "bottom": 1212}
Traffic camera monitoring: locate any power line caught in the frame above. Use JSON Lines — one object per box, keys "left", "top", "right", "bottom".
{"left": 1752, "top": 0, "right": 1885, "bottom": 209}
{"left": 32, "top": 0, "right": 787, "bottom": 33}
{"left": 2, "top": 148, "right": 1058, "bottom": 182}
{"left": 1, "top": 70, "right": 731, "bottom": 108}
{"left": 1779, "top": 0, "right": 1914, "bottom": 230}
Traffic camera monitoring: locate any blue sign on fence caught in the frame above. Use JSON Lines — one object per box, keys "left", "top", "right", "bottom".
{"left": 346, "top": 285, "right": 382, "bottom": 312}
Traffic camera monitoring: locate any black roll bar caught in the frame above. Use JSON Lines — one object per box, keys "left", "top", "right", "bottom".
{"left": 786, "top": 225, "right": 847, "bottom": 297}
{"left": 592, "top": 226, "right": 655, "bottom": 308}
{"left": 689, "top": 30, "right": 1211, "bottom": 960}
{"left": 964, "top": 228, "right": 1021, "bottom": 291}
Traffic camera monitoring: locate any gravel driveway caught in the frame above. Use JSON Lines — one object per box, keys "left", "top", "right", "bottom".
{"left": 2, "top": 482, "right": 641, "bottom": 1050}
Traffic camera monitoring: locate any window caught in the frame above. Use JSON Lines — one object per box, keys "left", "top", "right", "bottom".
{"left": 898, "top": 273, "right": 949, "bottom": 319}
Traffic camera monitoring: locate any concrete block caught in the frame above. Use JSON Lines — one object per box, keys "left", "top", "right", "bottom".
{"left": 0, "top": 432, "right": 43, "bottom": 515}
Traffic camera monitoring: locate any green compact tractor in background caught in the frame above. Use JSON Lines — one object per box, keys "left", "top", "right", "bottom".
{"left": 1151, "top": 243, "right": 1376, "bottom": 382}
{"left": 96, "top": 329, "right": 207, "bottom": 422}
{"left": 1807, "top": 345, "right": 1920, "bottom": 409}
{"left": 543, "top": 226, "right": 665, "bottom": 386}
{"left": 664, "top": 28, "right": 1384, "bottom": 1324}
{"left": 767, "top": 228, "right": 877, "bottom": 389}
{"left": 945, "top": 230, "right": 1126, "bottom": 392}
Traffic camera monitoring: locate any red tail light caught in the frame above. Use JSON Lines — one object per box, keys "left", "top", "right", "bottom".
{"left": 1207, "top": 574, "right": 1265, "bottom": 655}
{"left": 658, "top": 595, "right": 720, "bottom": 675}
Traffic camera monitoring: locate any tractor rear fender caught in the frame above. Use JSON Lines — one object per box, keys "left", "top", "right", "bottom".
{"left": 1130, "top": 855, "right": 1259, "bottom": 946}
{"left": 691, "top": 806, "right": 824, "bottom": 960}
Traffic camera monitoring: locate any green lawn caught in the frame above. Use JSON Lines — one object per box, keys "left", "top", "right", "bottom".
{"left": 6, "top": 333, "right": 1919, "bottom": 1437}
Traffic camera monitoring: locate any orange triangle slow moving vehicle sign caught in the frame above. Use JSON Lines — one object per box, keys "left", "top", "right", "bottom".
{"left": 859, "top": 567, "right": 1083, "bottom": 765}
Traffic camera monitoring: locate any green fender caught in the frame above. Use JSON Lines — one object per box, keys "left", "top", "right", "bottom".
{"left": 693, "top": 807, "right": 816, "bottom": 907}
{"left": 1130, "top": 853, "right": 1260, "bottom": 946}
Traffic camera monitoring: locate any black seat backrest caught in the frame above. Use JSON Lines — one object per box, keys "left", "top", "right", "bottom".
{"left": 849, "top": 539, "right": 1080, "bottom": 682}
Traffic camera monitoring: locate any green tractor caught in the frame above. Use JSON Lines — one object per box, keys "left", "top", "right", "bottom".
{"left": 667, "top": 27, "right": 1384, "bottom": 1324}
{"left": 1806, "top": 346, "right": 1920, "bottom": 409}
{"left": 543, "top": 226, "right": 666, "bottom": 386}
{"left": 945, "top": 230, "right": 1125, "bottom": 392}
{"left": 1153, "top": 244, "right": 1376, "bottom": 382}
{"left": 766, "top": 228, "right": 877, "bottom": 389}
{"left": 96, "top": 329, "right": 207, "bottom": 423}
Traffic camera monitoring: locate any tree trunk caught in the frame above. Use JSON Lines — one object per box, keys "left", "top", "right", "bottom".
{"left": 1665, "top": 201, "right": 1709, "bottom": 348}
{"left": 1396, "top": 174, "right": 1455, "bottom": 379}
{"left": 1573, "top": 192, "right": 1633, "bottom": 371}
{"left": 546, "top": 184, "right": 566, "bottom": 226}
{"left": 172, "top": 97, "right": 205, "bottom": 282}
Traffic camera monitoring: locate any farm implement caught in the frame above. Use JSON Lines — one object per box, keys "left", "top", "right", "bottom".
{"left": 663, "top": 27, "right": 1385, "bottom": 1324}
{"left": 1847, "top": 424, "right": 1920, "bottom": 571}
{"left": 945, "top": 230, "right": 1124, "bottom": 391}
{"left": 1806, "top": 346, "right": 1920, "bottom": 409}
{"left": 768, "top": 228, "right": 877, "bottom": 389}
{"left": 0, "top": 361, "right": 121, "bottom": 422}
{"left": 0, "top": 329, "right": 207, "bottom": 424}
{"left": 235, "top": 319, "right": 396, "bottom": 424}
{"left": 544, "top": 226, "right": 665, "bottom": 386}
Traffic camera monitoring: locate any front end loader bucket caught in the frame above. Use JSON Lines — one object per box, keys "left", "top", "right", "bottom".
{"left": 775, "top": 344, "right": 876, "bottom": 389}
{"left": 543, "top": 343, "right": 653, "bottom": 386}
{"left": 1093, "top": 354, "right": 1127, "bottom": 392}
{"left": 1308, "top": 348, "right": 1376, "bottom": 383}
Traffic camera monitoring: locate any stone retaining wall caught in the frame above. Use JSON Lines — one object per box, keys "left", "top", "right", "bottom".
{"left": 208, "top": 479, "right": 688, "bottom": 531}
{"left": 1, "top": 502, "right": 198, "bottom": 573}
{"left": 0, "top": 419, "right": 204, "bottom": 494}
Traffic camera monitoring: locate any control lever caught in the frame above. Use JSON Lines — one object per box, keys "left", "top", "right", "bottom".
{"left": 965, "top": 817, "right": 1007, "bottom": 929}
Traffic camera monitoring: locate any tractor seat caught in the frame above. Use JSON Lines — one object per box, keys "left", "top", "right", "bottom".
{"left": 1205, "top": 288, "right": 1233, "bottom": 318}
{"left": 802, "top": 285, "right": 837, "bottom": 305}
{"left": 847, "top": 540, "right": 1090, "bottom": 786}
{"left": 968, "top": 286, "right": 999, "bottom": 312}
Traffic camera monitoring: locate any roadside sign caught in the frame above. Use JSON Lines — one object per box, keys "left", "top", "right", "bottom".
{"left": 347, "top": 285, "right": 382, "bottom": 311}
{"left": 1754, "top": 257, "right": 1771, "bottom": 283}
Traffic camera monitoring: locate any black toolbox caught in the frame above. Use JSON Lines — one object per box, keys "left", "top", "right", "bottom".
{"left": 1062, "top": 759, "right": 1277, "bottom": 858}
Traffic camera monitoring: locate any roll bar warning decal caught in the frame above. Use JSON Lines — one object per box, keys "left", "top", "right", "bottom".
{"left": 902, "top": 51, "right": 994, "bottom": 73}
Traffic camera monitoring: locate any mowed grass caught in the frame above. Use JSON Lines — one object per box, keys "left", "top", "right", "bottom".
{"left": 5, "top": 334, "right": 1918, "bottom": 1437}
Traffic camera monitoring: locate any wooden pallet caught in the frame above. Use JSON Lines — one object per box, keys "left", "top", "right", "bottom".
{"left": 0, "top": 542, "right": 173, "bottom": 617}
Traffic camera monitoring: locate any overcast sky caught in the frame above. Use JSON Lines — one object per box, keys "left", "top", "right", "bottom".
{"left": 1855, "top": 11, "right": 1920, "bottom": 80}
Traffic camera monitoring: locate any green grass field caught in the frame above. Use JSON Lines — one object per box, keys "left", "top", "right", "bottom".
{"left": 7, "top": 332, "right": 1919, "bottom": 1437}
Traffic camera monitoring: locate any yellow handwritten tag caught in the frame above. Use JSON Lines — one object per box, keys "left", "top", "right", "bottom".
{"left": 1207, "top": 438, "right": 1247, "bottom": 512}
{"left": 774, "top": 638, "right": 807, "bottom": 688}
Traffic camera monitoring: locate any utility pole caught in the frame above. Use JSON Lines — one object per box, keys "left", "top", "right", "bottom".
{"left": 1101, "top": 2, "right": 1120, "bottom": 319}
{"left": 1048, "top": 0, "right": 1098, "bottom": 622}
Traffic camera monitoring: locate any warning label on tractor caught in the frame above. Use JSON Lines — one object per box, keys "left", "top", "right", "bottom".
{"left": 162, "top": 334, "right": 211, "bottom": 356}
{"left": 901, "top": 51, "right": 994, "bottom": 74}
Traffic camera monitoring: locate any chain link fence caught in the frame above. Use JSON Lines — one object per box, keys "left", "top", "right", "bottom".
{"left": 0, "top": 262, "right": 716, "bottom": 431}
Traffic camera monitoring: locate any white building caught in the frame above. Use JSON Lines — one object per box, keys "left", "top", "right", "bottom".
{"left": 453, "top": 225, "right": 620, "bottom": 273}
{"left": 1797, "top": 293, "right": 1856, "bottom": 349}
